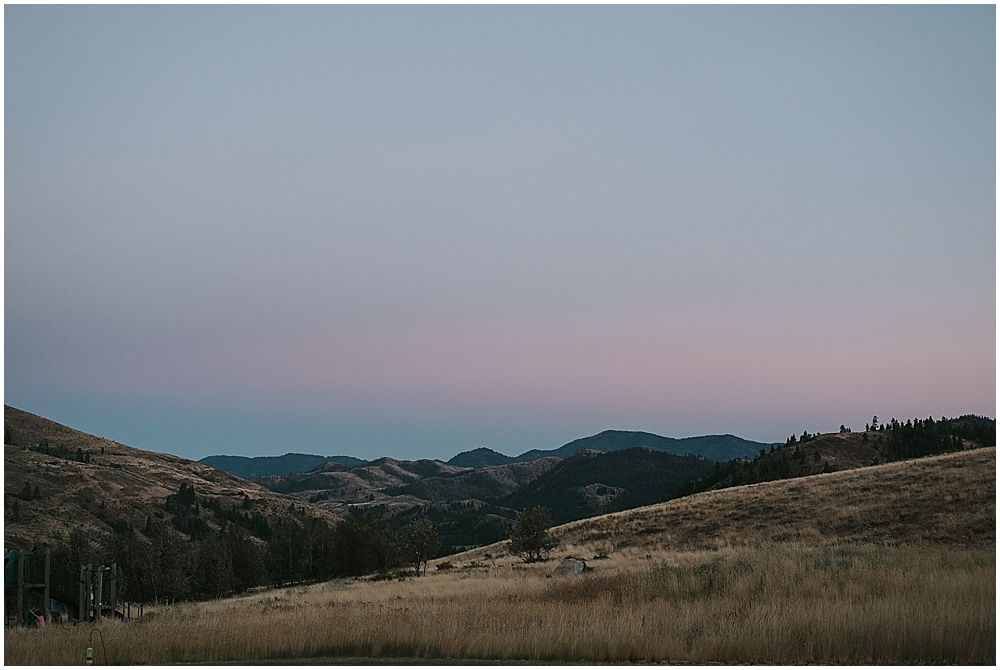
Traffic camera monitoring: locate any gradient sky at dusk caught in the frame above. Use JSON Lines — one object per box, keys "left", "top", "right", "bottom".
{"left": 5, "top": 5, "right": 995, "bottom": 462}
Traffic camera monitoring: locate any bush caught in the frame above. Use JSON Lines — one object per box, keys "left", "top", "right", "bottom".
{"left": 508, "top": 506, "right": 558, "bottom": 563}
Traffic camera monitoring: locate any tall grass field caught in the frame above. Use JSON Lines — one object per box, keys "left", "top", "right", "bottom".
{"left": 5, "top": 543, "right": 993, "bottom": 665}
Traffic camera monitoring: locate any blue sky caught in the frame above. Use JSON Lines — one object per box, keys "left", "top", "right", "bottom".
{"left": 5, "top": 5, "right": 995, "bottom": 462}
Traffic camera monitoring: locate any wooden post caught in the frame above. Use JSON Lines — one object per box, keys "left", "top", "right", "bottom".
{"left": 86, "top": 564, "right": 94, "bottom": 622}
{"left": 16, "top": 553, "right": 25, "bottom": 627}
{"left": 17, "top": 551, "right": 25, "bottom": 626}
{"left": 78, "top": 566, "right": 86, "bottom": 623}
{"left": 109, "top": 564, "right": 117, "bottom": 619}
{"left": 43, "top": 549, "right": 51, "bottom": 623}
{"left": 95, "top": 568, "right": 104, "bottom": 622}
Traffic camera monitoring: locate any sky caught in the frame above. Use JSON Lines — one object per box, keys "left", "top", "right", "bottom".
{"left": 5, "top": 5, "right": 995, "bottom": 462}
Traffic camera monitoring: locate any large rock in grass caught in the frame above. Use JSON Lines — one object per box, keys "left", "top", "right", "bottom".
{"left": 553, "top": 557, "right": 587, "bottom": 575}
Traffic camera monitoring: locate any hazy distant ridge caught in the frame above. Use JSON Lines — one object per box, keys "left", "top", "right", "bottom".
{"left": 199, "top": 453, "right": 367, "bottom": 479}
{"left": 446, "top": 447, "right": 515, "bottom": 468}
{"left": 450, "top": 430, "right": 772, "bottom": 467}
{"left": 203, "top": 430, "right": 772, "bottom": 480}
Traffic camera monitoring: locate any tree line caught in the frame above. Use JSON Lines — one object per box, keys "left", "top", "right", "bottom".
{"left": 673, "top": 415, "right": 994, "bottom": 498}
{"left": 51, "top": 485, "right": 441, "bottom": 605}
{"left": 864, "top": 415, "right": 994, "bottom": 461}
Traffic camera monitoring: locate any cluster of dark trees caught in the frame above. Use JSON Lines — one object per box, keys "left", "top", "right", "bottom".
{"left": 392, "top": 500, "right": 518, "bottom": 550}
{"left": 8, "top": 481, "right": 42, "bottom": 521}
{"left": 51, "top": 484, "right": 442, "bottom": 605}
{"left": 16, "top": 438, "right": 97, "bottom": 463}
{"left": 866, "top": 415, "right": 995, "bottom": 461}
{"left": 674, "top": 415, "right": 995, "bottom": 498}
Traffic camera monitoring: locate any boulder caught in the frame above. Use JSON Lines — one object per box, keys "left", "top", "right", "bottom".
{"left": 553, "top": 557, "right": 587, "bottom": 575}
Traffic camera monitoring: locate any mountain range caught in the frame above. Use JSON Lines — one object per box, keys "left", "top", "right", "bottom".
{"left": 199, "top": 429, "right": 773, "bottom": 477}
{"left": 251, "top": 446, "right": 721, "bottom": 546}
{"left": 199, "top": 453, "right": 367, "bottom": 479}
{"left": 496, "top": 430, "right": 771, "bottom": 464}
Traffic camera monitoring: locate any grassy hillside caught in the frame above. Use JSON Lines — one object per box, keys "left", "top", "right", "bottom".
{"left": 555, "top": 446, "right": 995, "bottom": 554}
{"left": 3, "top": 405, "right": 337, "bottom": 550}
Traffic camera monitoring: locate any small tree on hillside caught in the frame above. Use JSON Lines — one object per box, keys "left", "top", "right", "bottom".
{"left": 508, "top": 506, "right": 558, "bottom": 563}
{"left": 401, "top": 520, "right": 440, "bottom": 576}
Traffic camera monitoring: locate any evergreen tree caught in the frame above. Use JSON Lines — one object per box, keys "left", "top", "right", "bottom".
{"left": 193, "top": 535, "right": 236, "bottom": 599}
{"left": 225, "top": 526, "right": 266, "bottom": 592}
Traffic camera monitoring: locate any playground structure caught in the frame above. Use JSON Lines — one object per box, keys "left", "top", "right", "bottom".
{"left": 4, "top": 548, "right": 123, "bottom": 626}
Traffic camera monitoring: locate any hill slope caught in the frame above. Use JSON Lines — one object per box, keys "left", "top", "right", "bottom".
{"left": 3, "top": 405, "right": 337, "bottom": 550}
{"left": 553, "top": 446, "right": 996, "bottom": 553}
{"left": 441, "top": 446, "right": 994, "bottom": 575}
{"left": 502, "top": 448, "right": 718, "bottom": 524}
{"left": 385, "top": 458, "right": 561, "bottom": 502}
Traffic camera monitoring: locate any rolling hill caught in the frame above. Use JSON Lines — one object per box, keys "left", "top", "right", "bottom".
{"left": 384, "top": 458, "right": 561, "bottom": 502}
{"left": 447, "top": 445, "right": 996, "bottom": 565}
{"left": 446, "top": 447, "right": 515, "bottom": 468}
{"left": 500, "top": 447, "right": 718, "bottom": 524}
{"left": 256, "top": 457, "right": 468, "bottom": 496}
{"left": 3, "top": 405, "right": 337, "bottom": 551}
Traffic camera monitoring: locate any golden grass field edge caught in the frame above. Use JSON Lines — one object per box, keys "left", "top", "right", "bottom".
{"left": 5, "top": 543, "right": 994, "bottom": 665}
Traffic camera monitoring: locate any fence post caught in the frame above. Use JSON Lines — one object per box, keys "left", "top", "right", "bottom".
{"left": 16, "top": 553, "right": 25, "bottom": 627}
{"left": 43, "top": 549, "right": 51, "bottom": 624}
{"left": 95, "top": 569, "right": 104, "bottom": 622}
{"left": 78, "top": 566, "right": 86, "bottom": 623}
{"left": 109, "top": 564, "right": 117, "bottom": 618}
{"left": 85, "top": 564, "right": 94, "bottom": 622}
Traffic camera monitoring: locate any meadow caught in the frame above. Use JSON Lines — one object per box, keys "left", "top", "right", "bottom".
{"left": 4, "top": 542, "right": 993, "bottom": 665}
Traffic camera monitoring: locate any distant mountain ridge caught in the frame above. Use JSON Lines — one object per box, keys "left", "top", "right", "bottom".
{"left": 446, "top": 447, "right": 514, "bottom": 468}
{"left": 257, "top": 457, "right": 466, "bottom": 495}
{"left": 203, "top": 430, "right": 773, "bottom": 481}
{"left": 199, "top": 453, "right": 367, "bottom": 479}
{"left": 449, "top": 430, "right": 772, "bottom": 467}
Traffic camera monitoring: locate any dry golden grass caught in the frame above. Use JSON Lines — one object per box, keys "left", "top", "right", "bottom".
{"left": 4, "top": 544, "right": 993, "bottom": 665}
{"left": 556, "top": 446, "right": 996, "bottom": 553}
